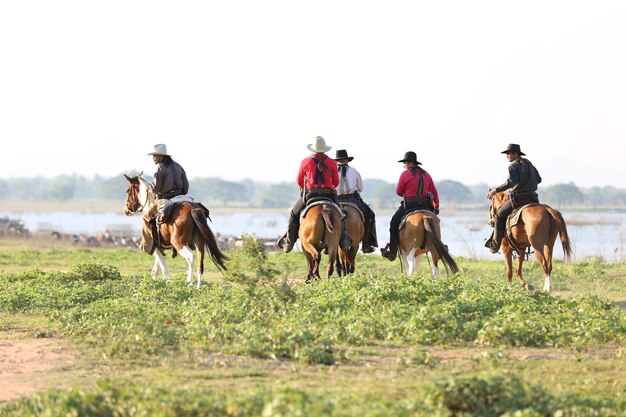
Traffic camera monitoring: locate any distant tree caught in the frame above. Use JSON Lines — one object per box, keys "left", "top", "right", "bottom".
{"left": 543, "top": 182, "right": 584, "bottom": 206}
{"left": 363, "top": 179, "right": 397, "bottom": 209}
{"left": 46, "top": 175, "right": 76, "bottom": 200}
{"left": 467, "top": 182, "right": 490, "bottom": 202}
{"left": 0, "top": 179, "right": 8, "bottom": 199}
{"left": 97, "top": 176, "right": 128, "bottom": 200}
{"left": 257, "top": 182, "right": 299, "bottom": 208}
{"left": 436, "top": 180, "right": 474, "bottom": 204}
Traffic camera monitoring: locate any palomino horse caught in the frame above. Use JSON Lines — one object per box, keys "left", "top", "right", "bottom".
{"left": 398, "top": 210, "right": 459, "bottom": 277}
{"left": 490, "top": 192, "right": 572, "bottom": 292}
{"left": 335, "top": 203, "right": 364, "bottom": 276}
{"left": 299, "top": 203, "right": 342, "bottom": 282}
{"left": 123, "top": 174, "right": 228, "bottom": 288}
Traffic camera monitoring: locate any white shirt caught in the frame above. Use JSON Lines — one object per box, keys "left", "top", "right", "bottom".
{"left": 336, "top": 164, "right": 363, "bottom": 195}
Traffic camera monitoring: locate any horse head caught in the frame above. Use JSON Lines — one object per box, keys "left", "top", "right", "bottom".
{"left": 123, "top": 172, "right": 151, "bottom": 216}
{"left": 489, "top": 191, "right": 509, "bottom": 226}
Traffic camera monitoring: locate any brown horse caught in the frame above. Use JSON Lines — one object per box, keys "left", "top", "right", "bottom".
{"left": 299, "top": 203, "right": 342, "bottom": 282}
{"left": 490, "top": 192, "right": 572, "bottom": 292}
{"left": 335, "top": 203, "right": 365, "bottom": 275}
{"left": 123, "top": 174, "right": 228, "bottom": 288}
{"left": 398, "top": 211, "right": 459, "bottom": 277}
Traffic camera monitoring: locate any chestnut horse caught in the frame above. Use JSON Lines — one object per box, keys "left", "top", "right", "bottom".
{"left": 123, "top": 174, "right": 228, "bottom": 288}
{"left": 490, "top": 192, "right": 572, "bottom": 292}
{"left": 299, "top": 203, "right": 342, "bottom": 282}
{"left": 335, "top": 203, "right": 364, "bottom": 275}
{"left": 399, "top": 211, "right": 459, "bottom": 278}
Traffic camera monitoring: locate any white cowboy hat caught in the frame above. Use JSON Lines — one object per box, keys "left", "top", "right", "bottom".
{"left": 147, "top": 144, "right": 170, "bottom": 156}
{"left": 307, "top": 136, "right": 332, "bottom": 153}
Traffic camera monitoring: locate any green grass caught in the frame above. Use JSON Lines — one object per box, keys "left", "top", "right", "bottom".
{"left": 0, "top": 238, "right": 624, "bottom": 416}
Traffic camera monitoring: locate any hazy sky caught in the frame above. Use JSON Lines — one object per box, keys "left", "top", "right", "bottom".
{"left": 1, "top": 1, "right": 625, "bottom": 188}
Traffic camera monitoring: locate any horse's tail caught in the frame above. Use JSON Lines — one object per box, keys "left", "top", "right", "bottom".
{"left": 191, "top": 209, "right": 229, "bottom": 272}
{"left": 320, "top": 205, "right": 336, "bottom": 233}
{"left": 423, "top": 217, "right": 459, "bottom": 275}
{"left": 546, "top": 206, "right": 573, "bottom": 262}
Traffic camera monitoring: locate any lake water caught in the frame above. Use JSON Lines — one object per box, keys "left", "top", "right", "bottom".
{"left": 2, "top": 210, "right": 624, "bottom": 263}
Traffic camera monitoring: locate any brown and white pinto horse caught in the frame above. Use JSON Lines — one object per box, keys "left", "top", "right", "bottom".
{"left": 123, "top": 174, "right": 228, "bottom": 288}
{"left": 335, "top": 203, "right": 364, "bottom": 275}
{"left": 299, "top": 203, "right": 342, "bottom": 282}
{"left": 490, "top": 192, "right": 572, "bottom": 292}
{"left": 398, "top": 211, "right": 459, "bottom": 278}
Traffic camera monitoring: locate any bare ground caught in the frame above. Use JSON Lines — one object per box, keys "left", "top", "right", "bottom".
{"left": 0, "top": 338, "right": 76, "bottom": 403}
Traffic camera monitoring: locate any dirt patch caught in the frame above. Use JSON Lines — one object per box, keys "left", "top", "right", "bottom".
{"left": 0, "top": 338, "right": 76, "bottom": 403}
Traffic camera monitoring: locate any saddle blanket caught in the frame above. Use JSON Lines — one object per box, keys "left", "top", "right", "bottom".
{"left": 399, "top": 209, "right": 436, "bottom": 230}
{"left": 339, "top": 202, "right": 365, "bottom": 224}
{"left": 301, "top": 201, "right": 346, "bottom": 220}
{"left": 507, "top": 203, "right": 544, "bottom": 230}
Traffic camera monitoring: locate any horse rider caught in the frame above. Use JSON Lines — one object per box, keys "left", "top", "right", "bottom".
{"left": 485, "top": 143, "right": 542, "bottom": 254}
{"left": 381, "top": 151, "right": 440, "bottom": 261}
{"left": 334, "top": 149, "right": 378, "bottom": 253}
{"left": 140, "top": 144, "right": 190, "bottom": 253}
{"left": 277, "top": 136, "right": 352, "bottom": 253}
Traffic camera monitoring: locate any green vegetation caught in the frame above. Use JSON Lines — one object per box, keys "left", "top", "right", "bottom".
{"left": 0, "top": 238, "right": 624, "bottom": 416}
{"left": 1, "top": 174, "right": 625, "bottom": 209}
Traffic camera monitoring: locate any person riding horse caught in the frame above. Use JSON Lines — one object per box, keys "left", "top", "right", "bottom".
{"left": 485, "top": 143, "right": 542, "bottom": 254}
{"left": 381, "top": 151, "right": 440, "bottom": 261}
{"left": 334, "top": 149, "right": 378, "bottom": 254}
{"left": 277, "top": 136, "right": 352, "bottom": 253}
{"left": 140, "top": 143, "right": 192, "bottom": 253}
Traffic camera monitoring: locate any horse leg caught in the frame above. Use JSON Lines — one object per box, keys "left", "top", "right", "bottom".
{"left": 531, "top": 243, "right": 552, "bottom": 292}
{"left": 400, "top": 249, "right": 411, "bottom": 276}
{"left": 503, "top": 247, "right": 514, "bottom": 288}
{"left": 335, "top": 253, "right": 343, "bottom": 277}
{"left": 327, "top": 248, "right": 337, "bottom": 278}
{"left": 430, "top": 257, "right": 440, "bottom": 279}
{"left": 179, "top": 245, "right": 196, "bottom": 285}
{"left": 348, "top": 245, "right": 358, "bottom": 274}
{"left": 303, "top": 249, "right": 315, "bottom": 283}
{"left": 152, "top": 252, "right": 171, "bottom": 280}
{"left": 516, "top": 254, "right": 534, "bottom": 291}
{"left": 196, "top": 244, "right": 205, "bottom": 289}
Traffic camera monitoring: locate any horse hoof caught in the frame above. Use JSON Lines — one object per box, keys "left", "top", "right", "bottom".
{"left": 525, "top": 283, "right": 535, "bottom": 291}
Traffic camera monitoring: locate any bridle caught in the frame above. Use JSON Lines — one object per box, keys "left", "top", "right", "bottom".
{"left": 124, "top": 176, "right": 149, "bottom": 214}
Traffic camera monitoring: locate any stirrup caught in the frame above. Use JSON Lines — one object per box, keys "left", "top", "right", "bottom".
{"left": 362, "top": 245, "right": 375, "bottom": 254}
{"left": 380, "top": 244, "right": 397, "bottom": 261}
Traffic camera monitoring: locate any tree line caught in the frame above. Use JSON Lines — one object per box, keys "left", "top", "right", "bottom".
{"left": 0, "top": 175, "right": 624, "bottom": 210}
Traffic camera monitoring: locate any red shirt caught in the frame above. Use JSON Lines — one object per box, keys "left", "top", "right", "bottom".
{"left": 396, "top": 168, "right": 439, "bottom": 209}
{"left": 297, "top": 153, "right": 339, "bottom": 190}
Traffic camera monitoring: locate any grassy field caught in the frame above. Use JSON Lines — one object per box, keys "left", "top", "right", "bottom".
{"left": 0, "top": 236, "right": 624, "bottom": 416}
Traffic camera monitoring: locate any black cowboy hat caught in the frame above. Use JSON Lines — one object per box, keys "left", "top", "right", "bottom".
{"left": 398, "top": 151, "right": 422, "bottom": 165}
{"left": 334, "top": 149, "right": 354, "bottom": 162}
{"left": 501, "top": 143, "right": 526, "bottom": 156}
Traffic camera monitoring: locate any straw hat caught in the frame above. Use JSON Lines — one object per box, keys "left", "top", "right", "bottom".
{"left": 147, "top": 144, "right": 170, "bottom": 156}
{"left": 307, "top": 136, "right": 332, "bottom": 153}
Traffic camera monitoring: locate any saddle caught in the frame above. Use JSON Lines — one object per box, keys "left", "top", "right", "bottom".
{"left": 338, "top": 201, "right": 365, "bottom": 224}
{"left": 160, "top": 200, "right": 211, "bottom": 224}
{"left": 505, "top": 203, "right": 544, "bottom": 254}
{"left": 399, "top": 209, "right": 434, "bottom": 230}
{"left": 300, "top": 200, "right": 346, "bottom": 220}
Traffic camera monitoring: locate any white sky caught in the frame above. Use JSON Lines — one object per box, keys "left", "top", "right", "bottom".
{"left": 1, "top": 1, "right": 625, "bottom": 188}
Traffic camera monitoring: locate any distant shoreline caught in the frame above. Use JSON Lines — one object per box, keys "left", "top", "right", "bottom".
{"left": 0, "top": 200, "right": 623, "bottom": 216}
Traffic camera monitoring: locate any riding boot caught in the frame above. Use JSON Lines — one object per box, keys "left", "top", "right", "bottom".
{"left": 380, "top": 231, "right": 398, "bottom": 261}
{"left": 361, "top": 218, "right": 378, "bottom": 254}
{"left": 339, "top": 220, "right": 353, "bottom": 252}
{"left": 485, "top": 228, "right": 505, "bottom": 254}
{"left": 277, "top": 214, "right": 300, "bottom": 253}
